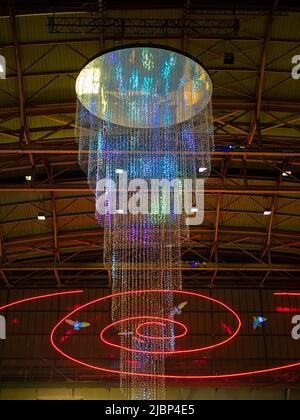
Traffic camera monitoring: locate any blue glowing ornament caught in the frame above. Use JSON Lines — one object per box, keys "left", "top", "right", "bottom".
{"left": 253, "top": 316, "right": 267, "bottom": 330}
{"left": 188, "top": 261, "right": 200, "bottom": 268}
{"left": 65, "top": 319, "right": 90, "bottom": 331}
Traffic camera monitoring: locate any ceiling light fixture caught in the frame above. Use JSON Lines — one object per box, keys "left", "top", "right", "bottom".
{"left": 263, "top": 210, "right": 272, "bottom": 216}
{"left": 37, "top": 213, "right": 46, "bottom": 221}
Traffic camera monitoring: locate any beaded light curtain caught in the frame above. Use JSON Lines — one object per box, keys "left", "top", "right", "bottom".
{"left": 75, "top": 45, "right": 213, "bottom": 400}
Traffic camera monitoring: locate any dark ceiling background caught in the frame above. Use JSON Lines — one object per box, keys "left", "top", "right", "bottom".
{"left": 1, "top": 0, "right": 300, "bottom": 15}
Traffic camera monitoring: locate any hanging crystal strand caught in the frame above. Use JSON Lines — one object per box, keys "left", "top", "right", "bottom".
{"left": 75, "top": 46, "right": 213, "bottom": 401}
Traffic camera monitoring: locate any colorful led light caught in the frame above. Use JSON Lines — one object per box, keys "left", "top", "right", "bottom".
{"left": 76, "top": 46, "right": 212, "bottom": 129}
{"left": 75, "top": 44, "right": 214, "bottom": 398}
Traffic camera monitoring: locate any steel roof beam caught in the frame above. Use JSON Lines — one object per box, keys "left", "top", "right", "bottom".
{"left": 0, "top": 262, "right": 299, "bottom": 272}
{"left": 8, "top": 2, "right": 34, "bottom": 166}
{"left": 1, "top": 145, "right": 300, "bottom": 158}
{"left": 2, "top": 226, "right": 300, "bottom": 249}
{"left": 0, "top": 183, "right": 300, "bottom": 195}
{"left": 247, "top": 0, "right": 279, "bottom": 145}
{"left": 2, "top": 36, "right": 300, "bottom": 49}
{"left": 1, "top": 99, "right": 300, "bottom": 120}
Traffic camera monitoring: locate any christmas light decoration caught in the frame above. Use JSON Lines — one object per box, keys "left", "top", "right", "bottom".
{"left": 3, "top": 290, "right": 300, "bottom": 383}
{"left": 75, "top": 44, "right": 214, "bottom": 399}
{"left": 51, "top": 289, "right": 244, "bottom": 378}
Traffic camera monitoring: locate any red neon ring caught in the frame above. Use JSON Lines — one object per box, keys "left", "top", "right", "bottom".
{"left": 0, "top": 290, "right": 84, "bottom": 312}
{"left": 101, "top": 316, "right": 188, "bottom": 353}
{"left": 54, "top": 290, "right": 241, "bottom": 356}
{"left": 51, "top": 289, "right": 261, "bottom": 379}
{"left": 135, "top": 321, "right": 185, "bottom": 341}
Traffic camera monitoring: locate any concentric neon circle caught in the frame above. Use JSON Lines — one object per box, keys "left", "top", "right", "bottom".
{"left": 2, "top": 289, "right": 300, "bottom": 380}
{"left": 0, "top": 290, "right": 83, "bottom": 312}
{"left": 100, "top": 316, "right": 188, "bottom": 354}
{"left": 51, "top": 289, "right": 248, "bottom": 379}
{"left": 135, "top": 321, "right": 186, "bottom": 341}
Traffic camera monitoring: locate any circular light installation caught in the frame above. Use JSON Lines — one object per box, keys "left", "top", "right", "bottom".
{"left": 1, "top": 289, "right": 300, "bottom": 381}
{"left": 76, "top": 45, "right": 212, "bottom": 129}
{"left": 75, "top": 44, "right": 214, "bottom": 399}
{"left": 51, "top": 289, "right": 247, "bottom": 378}
{"left": 101, "top": 316, "right": 188, "bottom": 354}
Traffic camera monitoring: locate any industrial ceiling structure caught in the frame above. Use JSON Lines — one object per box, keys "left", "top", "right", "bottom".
{"left": 0, "top": 0, "right": 300, "bottom": 392}
{"left": 1, "top": 0, "right": 300, "bottom": 290}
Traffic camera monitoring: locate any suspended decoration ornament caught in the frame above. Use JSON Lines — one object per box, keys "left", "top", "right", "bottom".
{"left": 75, "top": 45, "right": 213, "bottom": 400}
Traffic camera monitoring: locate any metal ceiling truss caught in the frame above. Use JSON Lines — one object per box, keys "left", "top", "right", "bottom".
{"left": 1, "top": 3, "right": 300, "bottom": 291}
{"left": 48, "top": 16, "right": 240, "bottom": 37}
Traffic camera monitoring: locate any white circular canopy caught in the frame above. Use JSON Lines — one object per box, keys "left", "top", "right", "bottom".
{"left": 76, "top": 46, "right": 212, "bottom": 129}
